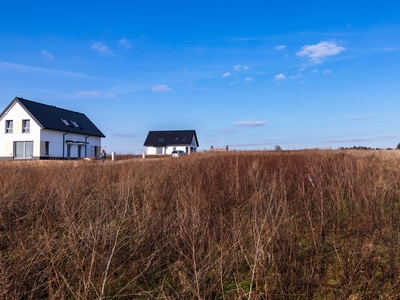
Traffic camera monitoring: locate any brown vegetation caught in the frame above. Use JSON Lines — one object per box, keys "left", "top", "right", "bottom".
{"left": 2, "top": 150, "right": 400, "bottom": 299}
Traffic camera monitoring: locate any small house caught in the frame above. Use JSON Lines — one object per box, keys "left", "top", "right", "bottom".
{"left": 143, "top": 130, "right": 199, "bottom": 155}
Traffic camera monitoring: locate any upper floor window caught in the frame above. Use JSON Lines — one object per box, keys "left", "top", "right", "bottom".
{"left": 5, "top": 120, "right": 13, "bottom": 133}
{"left": 22, "top": 119, "right": 30, "bottom": 133}
{"left": 158, "top": 138, "right": 164, "bottom": 142}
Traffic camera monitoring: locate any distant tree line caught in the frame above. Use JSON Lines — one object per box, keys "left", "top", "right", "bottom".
{"left": 339, "top": 145, "right": 396, "bottom": 150}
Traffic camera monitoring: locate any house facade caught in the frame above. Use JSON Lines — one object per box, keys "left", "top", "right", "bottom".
{"left": 0, "top": 97, "right": 105, "bottom": 160}
{"left": 143, "top": 130, "right": 199, "bottom": 155}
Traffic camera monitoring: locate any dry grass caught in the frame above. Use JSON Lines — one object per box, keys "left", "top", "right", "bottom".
{"left": 2, "top": 150, "right": 400, "bottom": 299}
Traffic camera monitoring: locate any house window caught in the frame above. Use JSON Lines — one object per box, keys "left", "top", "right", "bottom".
{"left": 14, "top": 141, "right": 33, "bottom": 158}
{"left": 5, "top": 120, "right": 13, "bottom": 133}
{"left": 175, "top": 137, "right": 179, "bottom": 141}
{"left": 183, "top": 138, "right": 186, "bottom": 142}
{"left": 71, "top": 120, "right": 81, "bottom": 128}
{"left": 61, "top": 119, "right": 71, "bottom": 127}
{"left": 45, "top": 141, "right": 50, "bottom": 155}
{"left": 22, "top": 119, "right": 30, "bottom": 133}
{"left": 158, "top": 138, "right": 164, "bottom": 142}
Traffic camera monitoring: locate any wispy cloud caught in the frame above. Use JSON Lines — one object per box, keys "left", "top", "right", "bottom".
{"left": 235, "top": 120, "right": 267, "bottom": 126}
{"left": 350, "top": 114, "right": 375, "bottom": 119}
{"left": 0, "top": 61, "right": 113, "bottom": 80}
{"left": 91, "top": 42, "right": 113, "bottom": 55}
{"left": 244, "top": 77, "right": 254, "bottom": 82}
{"left": 222, "top": 72, "right": 231, "bottom": 77}
{"left": 297, "top": 41, "right": 344, "bottom": 63}
{"left": 118, "top": 37, "right": 132, "bottom": 49}
{"left": 275, "top": 45, "right": 286, "bottom": 50}
{"left": 274, "top": 73, "right": 286, "bottom": 80}
{"left": 77, "top": 91, "right": 101, "bottom": 98}
{"left": 40, "top": 50, "right": 54, "bottom": 60}
{"left": 152, "top": 84, "right": 172, "bottom": 92}
{"left": 114, "top": 132, "right": 139, "bottom": 138}
{"left": 233, "top": 64, "right": 249, "bottom": 71}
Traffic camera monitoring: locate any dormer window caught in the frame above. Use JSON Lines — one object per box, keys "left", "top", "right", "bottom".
{"left": 175, "top": 137, "right": 179, "bottom": 141}
{"left": 158, "top": 138, "right": 164, "bottom": 142}
{"left": 71, "top": 120, "right": 81, "bottom": 128}
{"left": 61, "top": 119, "right": 71, "bottom": 127}
{"left": 183, "top": 138, "right": 186, "bottom": 142}
{"left": 22, "top": 119, "right": 30, "bottom": 133}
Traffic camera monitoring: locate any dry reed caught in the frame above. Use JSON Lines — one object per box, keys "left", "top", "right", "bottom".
{"left": 1, "top": 150, "right": 400, "bottom": 299}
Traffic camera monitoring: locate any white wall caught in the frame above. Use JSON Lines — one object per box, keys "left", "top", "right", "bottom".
{"left": 0, "top": 102, "right": 41, "bottom": 158}
{"left": 40, "top": 130, "right": 102, "bottom": 158}
{"left": 146, "top": 145, "right": 189, "bottom": 155}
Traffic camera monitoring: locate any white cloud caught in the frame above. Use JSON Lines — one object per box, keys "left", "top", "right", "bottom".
{"left": 152, "top": 84, "right": 172, "bottom": 92}
{"left": 244, "top": 77, "right": 254, "bottom": 82}
{"left": 297, "top": 41, "right": 344, "bottom": 63}
{"left": 91, "top": 42, "right": 113, "bottom": 55}
{"left": 118, "top": 37, "right": 132, "bottom": 49}
{"left": 323, "top": 69, "right": 332, "bottom": 74}
{"left": 234, "top": 64, "right": 241, "bottom": 71}
{"left": 222, "top": 72, "right": 231, "bottom": 77}
{"left": 275, "top": 45, "right": 286, "bottom": 50}
{"left": 223, "top": 128, "right": 233, "bottom": 132}
{"left": 77, "top": 91, "right": 101, "bottom": 98}
{"left": 233, "top": 64, "right": 249, "bottom": 71}
{"left": 235, "top": 120, "right": 267, "bottom": 126}
{"left": 350, "top": 114, "right": 374, "bottom": 119}
{"left": 40, "top": 50, "right": 54, "bottom": 60}
{"left": 274, "top": 73, "right": 286, "bottom": 80}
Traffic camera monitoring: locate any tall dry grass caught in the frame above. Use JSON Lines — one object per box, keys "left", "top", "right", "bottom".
{"left": 1, "top": 150, "right": 400, "bottom": 299}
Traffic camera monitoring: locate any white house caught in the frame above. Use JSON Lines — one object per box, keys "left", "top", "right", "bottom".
{"left": 143, "top": 130, "right": 199, "bottom": 155}
{"left": 0, "top": 97, "right": 105, "bottom": 160}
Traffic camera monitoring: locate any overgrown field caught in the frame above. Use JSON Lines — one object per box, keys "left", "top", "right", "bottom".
{"left": 2, "top": 150, "right": 400, "bottom": 299}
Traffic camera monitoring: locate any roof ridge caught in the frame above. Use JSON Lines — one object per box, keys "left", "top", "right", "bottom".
{"left": 17, "top": 97, "right": 85, "bottom": 115}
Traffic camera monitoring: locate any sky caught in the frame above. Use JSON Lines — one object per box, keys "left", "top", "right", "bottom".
{"left": 1, "top": 1, "right": 400, "bottom": 153}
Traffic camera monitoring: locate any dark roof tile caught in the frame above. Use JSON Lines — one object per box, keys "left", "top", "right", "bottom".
{"left": 143, "top": 130, "right": 198, "bottom": 147}
{"left": 1, "top": 97, "right": 105, "bottom": 137}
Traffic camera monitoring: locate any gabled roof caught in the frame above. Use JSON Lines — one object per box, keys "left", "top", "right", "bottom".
{"left": 0, "top": 97, "right": 105, "bottom": 137}
{"left": 143, "top": 130, "right": 199, "bottom": 147}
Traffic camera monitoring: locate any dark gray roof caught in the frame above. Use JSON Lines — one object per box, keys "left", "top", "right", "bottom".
{"left": 0, "top": 97, "right": 105, "bottom": 137}
{"left": 143, "top": 130, "right": 199, "bottom": 147}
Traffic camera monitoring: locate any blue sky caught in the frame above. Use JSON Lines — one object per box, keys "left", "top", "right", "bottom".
{"left": 1, "top": 1, "right": 400, "bottom": 152}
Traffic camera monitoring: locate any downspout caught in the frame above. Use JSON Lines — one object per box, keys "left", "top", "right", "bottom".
{"left": 63, "top": 132, "right": 68, "bottom": 158}
{"left": 85, "top": 135, "right": 90, "bottom": 157}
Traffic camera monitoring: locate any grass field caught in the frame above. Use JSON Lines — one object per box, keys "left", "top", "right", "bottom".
{"left": 1, "top": 150, "right": 400, "bottom": 299}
